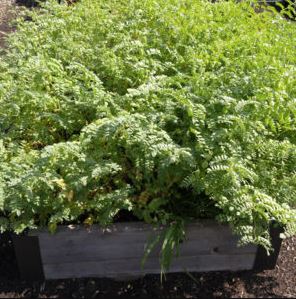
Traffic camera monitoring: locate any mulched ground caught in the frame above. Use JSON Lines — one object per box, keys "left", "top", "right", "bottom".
{"left": 0, "top": 1, "right": 295, "bottom": 298}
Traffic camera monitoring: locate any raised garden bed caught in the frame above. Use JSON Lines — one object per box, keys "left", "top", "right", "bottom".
{"left": 1, "top": 0, "right": 295, "bottom": 285}
{"left": 13, "top": 221, "right": 283, "bottom": 281}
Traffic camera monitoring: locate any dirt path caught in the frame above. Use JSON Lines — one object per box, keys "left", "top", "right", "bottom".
{"left": 0, "top": 0, "right": 16, "bottom": 48}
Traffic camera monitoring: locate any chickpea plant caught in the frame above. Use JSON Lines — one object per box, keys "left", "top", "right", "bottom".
{"left": 0, "top": 0, "right": 296, "bottom": 271}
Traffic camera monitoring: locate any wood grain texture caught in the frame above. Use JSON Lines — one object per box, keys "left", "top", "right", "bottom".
{"left": 31, "top": 221, "right": 257, "bottom": 279}
{"left": 43, "top": 254, "right": 257, "bottom": 279}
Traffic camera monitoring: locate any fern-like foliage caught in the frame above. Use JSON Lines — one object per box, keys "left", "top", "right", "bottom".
{"left": 0, "top": 0, "right": 296, "bottom": 270}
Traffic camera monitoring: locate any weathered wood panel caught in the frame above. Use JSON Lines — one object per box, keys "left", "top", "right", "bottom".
{"left": 29, "top": 221, "right": 257, "bottom": 279}
{"left": 35, "top": 224, "right": 256, "bottom": 264}
{"left": 43, "top": 254, "right": 257, "bottom": 279}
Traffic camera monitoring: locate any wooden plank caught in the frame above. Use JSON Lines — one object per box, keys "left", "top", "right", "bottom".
{"left": 38, "top": 227, "right": 256, "bottom": 264}
{"left": 32, "top": 221, "right": 258, "bottom": 279}
{"left": 36, "top": 222, "right": 256, "bottom": 262}
{"left": 39, "top": 241, "right": 256, "bottom": 264}
{"left": 43, "top": 253, "right": 256, "bottom": 279}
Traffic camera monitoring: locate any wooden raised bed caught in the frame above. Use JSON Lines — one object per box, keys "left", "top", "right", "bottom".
{"left": 12, "top": 221, "right": 283, "bottom": 281}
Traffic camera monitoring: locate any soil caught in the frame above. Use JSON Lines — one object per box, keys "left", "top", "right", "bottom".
{"left": 0, "top": 1, "right": 295, "bottom": 298}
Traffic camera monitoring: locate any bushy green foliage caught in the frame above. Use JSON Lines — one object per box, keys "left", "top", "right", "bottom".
{"left": 1, "top": 0, "right": 296, "bottom": 269}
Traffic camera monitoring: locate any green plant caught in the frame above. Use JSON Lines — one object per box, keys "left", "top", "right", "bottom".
{"left": 0, "top": 0, "right": 296, "bottom": 272}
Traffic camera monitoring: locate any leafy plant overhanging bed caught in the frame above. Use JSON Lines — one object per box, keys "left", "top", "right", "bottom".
{"left": 0, "top": 0, "right": 296, "bottom": 276}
